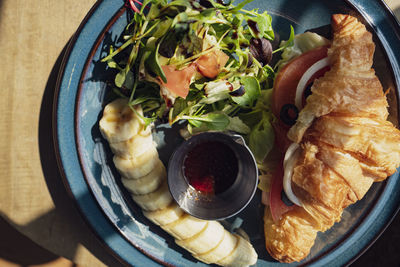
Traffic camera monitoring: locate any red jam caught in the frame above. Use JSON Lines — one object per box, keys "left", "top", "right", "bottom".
{"left": 183, "top": 141, "right": 238, "bottom": 194}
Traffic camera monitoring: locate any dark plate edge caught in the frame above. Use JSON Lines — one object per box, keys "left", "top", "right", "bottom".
{"left": 380, "top": 0, "right": 400, "bottom": 31}
{"left": 301, "top": 181, "right": 387, "bottom": 266}
{"left": 342, "top": 0, "right": 400, "bottom": 266}
{"left": 52, "top": 1, "right": 132, "bottom": 266}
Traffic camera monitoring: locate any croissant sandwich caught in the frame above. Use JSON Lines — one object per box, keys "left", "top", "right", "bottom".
{"left": 264, "top": 14, "right": 400, "bottom": 262}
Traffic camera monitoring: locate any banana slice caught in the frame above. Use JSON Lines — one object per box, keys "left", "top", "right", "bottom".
{"left": 121, "top": 159, "right": 165, "bottom": 195}
{"left": 113, "top": 145, "right": 159, "bottom": 179}
{"left": 99, "top": 98, "right": 144, "bottom": 143}
{"left": 176, "top": 220, "right": 225, "bottom": 255}
{"left": 217, "top": 235, "right": 258, "bottom": 267}
{"left": 132, "top": 179, "right": 172, "bottom": 211}
{"left": 109, "top": 126, "right": 154, "bottom": 158}
{"left": 162, "top": 213, "right": 208, "bottom": 240}
{"left": 143, "top": 202, "right": 184, "bottom": 226}
{"left": 100, "top": 99, "right": 259, "bottom": 266}
{"left": 194, "top": 230, "right": 238, "bottom": 264}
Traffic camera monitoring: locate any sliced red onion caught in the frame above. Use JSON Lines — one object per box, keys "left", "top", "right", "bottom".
{"left": 295, "top": 57, "right": 330, "bottom": 110}
{"left": 283, "top": 143, "right": 302, "bottom": 206}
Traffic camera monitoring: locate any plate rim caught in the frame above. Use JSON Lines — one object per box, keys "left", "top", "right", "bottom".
{"left": 52, "top": 1, "right": 154, "bottom": 266}
{"left": 342, "top": 0, "right": 400, "bottom": 264}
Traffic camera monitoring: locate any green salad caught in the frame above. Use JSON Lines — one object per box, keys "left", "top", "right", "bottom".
{"left": 102, "top": 0, "right": 295, "bottom": 163}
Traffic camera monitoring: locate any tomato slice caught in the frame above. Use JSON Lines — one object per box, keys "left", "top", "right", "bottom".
{"left": 196, "top": 49, "right": 229, "bottom": 79}
{"left": 160, "top": 64, "right": 197, "bottom": 99}
{"left": 272, "top": 120, "right": 292, "bottom": 153}
{"left": 269, "top": 162, "right": 295, "bottom": 222}
{"left": 272, "top": 45, "right": 329, "bottom": 121}
{"left": 268, "top": 46, "right": 331, "bottom": 222}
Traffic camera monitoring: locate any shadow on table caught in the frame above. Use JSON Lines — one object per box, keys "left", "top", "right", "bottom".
{"left": 0, "top": 39, "right": 126, "bottom": 267}
{"left": 0, "top": 214, "right": 73, "bottom": 266}
{"left": 0, "top": 1, "right": 4, "bottom": 25}
{"left": 392, "top": 5, "right": 400, "bottom": 19}
{"left": 38, "top": 39, "right": 126, "bottom": 267}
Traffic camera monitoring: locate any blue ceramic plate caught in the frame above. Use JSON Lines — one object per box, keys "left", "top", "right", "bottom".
{"left": 54, "top": 0, "right": 400, "bottom": 266}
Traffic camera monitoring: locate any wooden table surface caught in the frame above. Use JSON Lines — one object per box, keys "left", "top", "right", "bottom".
{"left": 1, "top": 1, "right": 400, "bottom": 266}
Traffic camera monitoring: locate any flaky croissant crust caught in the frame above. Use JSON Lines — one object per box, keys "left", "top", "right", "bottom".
{"left": 288, "top": 14, "right": 388, "bottom": 144}
{"left": 264, "top": 14, "right": 400, "bottom": 263}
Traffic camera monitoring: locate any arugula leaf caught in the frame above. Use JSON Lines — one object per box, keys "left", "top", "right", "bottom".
{"left": 247, "top": 12, "right": 274, "bottom": 40}
{"left": 129, "top": 96, "right": 156, "bottom": 106}
{"left": 183, "top": 113, "right": 230, "bottom": 131}
{"left": 145, "top": 0, "right": 164, "bottom": 19}
{"left": 170, "top": 98, "right": 188, "bottom": 121}
{"left": 258, "top": 64, "right": 275, "bottom": 84}
{"left": 158, "top": 21, "right": 189, "bottom": 58}
{"left": 188, "top": 118, "right": 203, "bottom": 128}
{"left": 171, "top": 11, "right": 189, "bottom": 28}
{"left": 200, "top": 8, "right": 215, "bottom": 19}
{"left": 200, "top": 80, "right": 232, "bottom": 104}
{"left": 115, "top": 69, "right": 135, "bottom": 89}
{"left": 211, "top": 23, "right": 231, "bottom": 39}
{"left": 237, "top": 49, "right": 251, "bottom": 72}
{"left": 231, "top": 76, "right": 260, "bottom": 107}
{"left": 156, "top": 102, "right": 167, "bottom": 119}
{"left": 262, "top": 13, "right": 274, "bottom": 40}
{"left": 129, "top": 103, "right": 156, "bottom": 127}
{"left": 255, "top": 89, "right": 273, "bottom": 110}
{"left": 165, "top": 0, "right": 191, "bottom": 9}
{"left": 229, "top": 0, "right": 254, "bottom": 12}
{"left": 231, "top": 13, "right": 244, "bottom": 28}
{"left": 238, "top": 110, "right": 263, "bottom": 128}
{"left": 112, "top": 25, "right": 142, "bottom": 89}
{"left": 226, "top": 116, "right": 251, "bottom": 134}
{"left": 151, "top": 18, "right": 173, "bottom": 38}
{"left": 144, "top": 38, "right": 167, "bottom": 82}
{"left": 248, "top": 116, "right": 275, "bottom": 163}
{"left": 106, "top": 59, "right": 121, "bottom": 70}
{"left": 273, "top": 25, "right": 295, "bottom": 54}
{"left": 159, "top": 2, "right": 188, "bottom": 19}
{"left": 202, "top": 113, "right": 230, "bottom": 130}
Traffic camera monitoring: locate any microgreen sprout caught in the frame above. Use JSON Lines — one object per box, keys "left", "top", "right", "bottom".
{"left": 101, "top": 0, "right": 295, "bottom": 162}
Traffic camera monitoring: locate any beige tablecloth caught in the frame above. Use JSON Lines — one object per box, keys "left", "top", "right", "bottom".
{"left": 0, "top": 1, "right": 399, "bottom": 266}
